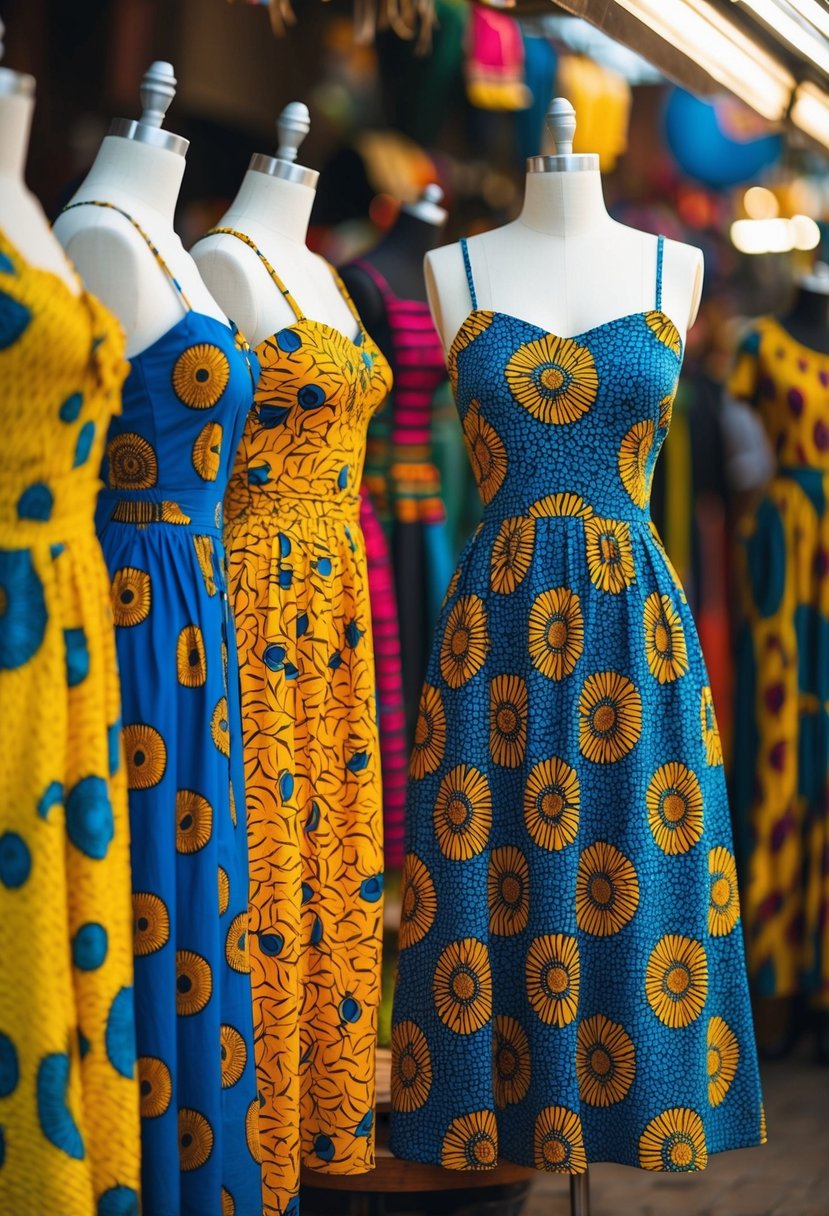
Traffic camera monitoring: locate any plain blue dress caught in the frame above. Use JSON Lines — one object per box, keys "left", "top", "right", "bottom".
{"left": 63, "top": 202, "right": 263, "bottom": 1216}
{"left": 390, "top": 237, "right": 764, "bottom": 1175}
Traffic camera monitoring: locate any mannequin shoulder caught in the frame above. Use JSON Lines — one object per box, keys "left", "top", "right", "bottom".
{"left": 191, "top": 236, "right": 263, "bottom": 344}
{"left": 661, "top": 235, "right": 704, "bottom": 329}
{"left": 424, "top": 240, "right": 475, "bottom": 353}
{"left": 54, "top": 221, "right": 142, "bottom": 336}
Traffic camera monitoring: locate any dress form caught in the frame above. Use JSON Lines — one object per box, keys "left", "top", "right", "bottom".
{"left": 54, "top": 62, "right": 227, "bottom": 356}
{"left": 778, "top": 265, "right": 829, "bottom": 354}
{"left": 426, "top": 98, "right": 703, "bottom": 355}
{"left": 0, "top": 28, "right": 77, "bottom": 290}
{"left": 192, "top": 103, "right": 358, "bottom": 347}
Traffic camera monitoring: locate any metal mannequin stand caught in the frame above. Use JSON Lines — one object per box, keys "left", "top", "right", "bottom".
{"left": 570, "top": 1170, "right": 591, "bottom": 1216}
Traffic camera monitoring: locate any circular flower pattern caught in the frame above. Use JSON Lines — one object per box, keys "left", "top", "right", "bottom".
{"left": 220, "top": 1024, "right": 247, "bottom": 1088}
{"left": 221, "top": 1188, "right": 235, "bottom": 1216}
{"left": 211, "top": 697, "right": 230, "bottom": 757}
{"left": 245, "top": 1098, "right": 262, "bottom": 1163}
{"left": 505, "top": 333, "right": 598, "bottom": 424}
{"left": 644, "top": 592, "right": 688, "bottom": 683}
{"left": 533, "top": 1106, "right": 587, "bottom": 1173}
{"left": 110, "top": 567, "right": 151, "bottom": 628}
{"left": 524, "top": 756, "right": 580, "bottom": 851}
{"left": 700, "top": 686, "right": 723, "bottom": 766}
{"left": 639, "top": 1107, "right": 707, "bottom": 1172}
{"left": 192, "top": 421, "right": 223, "bottom": 481}
{"left": 492, "top": 1015, "right": 531, "bottom": 1108}
{"left": 584, "top": 516, "right": 635, "bottom": 594}
{"left": 646, "top": 310, "right": 683, "bottom": 357}
{"left": 708, "top": 846, "right": 739, "bottom": 936}
{"left": 618, "top": 419, "right": 655, "bottom": 507}
{"left": 645, "top": 935, "right": 708, "bottom": 1028}
{"left": 226, "top": 912, "right": 250, "bottom": 973}
{"left": 488, "top": 846, "right": 529, "bottom": 935}
{"left": 172, "top": 343, "right": 230, "bottom": 408}
{"left": 176, "top": 950, "right": 213, "bottom": 1016}
{"left": 576, "top": 1014, "right": 636, "bottom": 1106}
{"left": 646, "top": 763, "right": 703, "bottom": 855}
{"left": 218, "top": 866, "right": 230, "bottom": 916}
{"left": 433, "top": 937, "right": 492, "bottom": 1035}
{"left": 391, "top": 1020, "right": 432, "bottom": 1112}
{"left": 528, "top": 587, "right": 584, "bottom": 680}
{"left": 133, "top": 892, "right": 170, "bottom": 956}
{"left": 575, "top": 841, "right": 640, "bottom": 937}
{"left": 488, "top": 674, "right": 528, "bottom": 768}
{"left": 177, "top": 625, "right": 207, "bottom": 688}
{"left": 441, "top": 1109, "right": 498, "bottom": 1170}
{"left": 578, "top": 671, "right": 642, "bottom": 764}
{"left": 410, "top": 684, "right": 446, "bottom": 779}
{"left": 178, "top": 1107, "right": 214, "bottom": 1171}
{"left": 139, "top": 1056, "right": 172, "bottom": 1118}
{"left": 175, "top": 789, "right": 213, "bottom": 854}
{"left": 707, "top": 1016, "right": 739, "bottom": 1107}
{"left": 490, "top": 516, "right": 535, "bottom": 594}
{"left": 462, "top": 400, "right": 507, "bottom": 504}
{"left": 526, "top": 933, "right": 580, "bottom": 1027}
{"left": 399, "top": 853, "right": 437, "bottom": 949}
{"left": 107, "top": 432, "right": 158, "bottom": 489}
{"left": 529, "top": 491, "right": 593, "bottom": 519}
{"left": 433, "top": 764, "right": 492, "bottom": 861}
{"left": 440, "top": 595, "right": 489, "bottom": 688}
{"left": 123, "top": 723, "right": 167, "bottom": 790}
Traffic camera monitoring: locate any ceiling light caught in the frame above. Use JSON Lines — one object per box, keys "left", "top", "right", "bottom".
{"left": 739, "top": 0, "right": 829, "bottom": 77}
{"left": 743, "top": 186, "right": 779, "bottom": 218}
{"left": 791, "top": 214, "right": 821, "bottom": 250}
{"left": 614, "top": 0, "right": 794, "bottom": 120}
{"left": 776, "top": 0, "right": 829, "bottom": 41}
{"left": 791, "top": 81, "right": 829, "bottom": 148}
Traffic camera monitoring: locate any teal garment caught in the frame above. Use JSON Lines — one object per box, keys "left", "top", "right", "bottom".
{"left": 389, "top": 238, "right": 764, "bottom": 1173}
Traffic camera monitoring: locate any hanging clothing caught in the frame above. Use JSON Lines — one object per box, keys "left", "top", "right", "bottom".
{"left": 61, "top": 203, "right": 263, "bottom": 1216}
{"left": 209, "top": 228, "right": 392, "bottom": 1216}
{"left": 729, "top": 317, "right": 829, "bottom": 1008}
{"left": 351, "top": 259, "right": 454, "bottom": 743}
{"left": 0, "top": 230, "right": 140, "bottom": 1214}
{"left": 390, "top": 237, "right": 764, "bottom": 1173}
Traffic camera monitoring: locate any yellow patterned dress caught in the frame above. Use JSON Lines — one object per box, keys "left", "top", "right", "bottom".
{"left": 729, "top": 317, "right": 829, "bottom": 1007}
{"left": 216, "top": 230, "right": 393, "bottom": 1216}
{"left": 0, "top": 231, "right": 140, "bottom": 1213}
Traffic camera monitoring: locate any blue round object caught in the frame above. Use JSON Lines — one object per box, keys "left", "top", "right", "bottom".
{"left": 0, "top": 833, "right": 31, "bottom": 889}
{"left": 65, "top": 777, "right": 114, "bottom": 860}
{"left": 664, "top": 89, "right": 781, "bottom": 188}
{"left": 0, "top": 1032, "right": 19, "bottom": 1096}
{"left": 0, "top": 549, "right": 47, "bottom": 670}
{"left": 72, "top": 923, "right": 109, "bottom": 971}
{"left": 17, "top": 482, "right": 54, "bottom": 521}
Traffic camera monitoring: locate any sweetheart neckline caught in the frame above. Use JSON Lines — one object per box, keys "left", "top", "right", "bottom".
{"left": 251, "top": 316, "right": 383, "bottom": 363}
{"left": 446, "top": 307, "right": 685, "bottom": 366}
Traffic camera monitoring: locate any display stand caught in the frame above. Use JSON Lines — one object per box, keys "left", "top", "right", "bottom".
{"left": 301, "top": 1050, "right": 590, "bottom": 1215}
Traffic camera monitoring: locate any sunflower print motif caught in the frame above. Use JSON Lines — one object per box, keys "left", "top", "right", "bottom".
{"left": 178, "top": 1108, "right": 214, "bottom": 1171}
{"left": 390, "top": 1021, "right": 432, "bottom": 1112}
{"left": 441, "top": 1110, "right": 499, "bottom": 1170}
{"left": 645, "top": 935, "right": 708, "bottom": 1028}
{"left": 220, "top": 1024, "right": 248, "bottom": 1089}
{"left": 123, "top": 722, "right": 167, "bottom": 789}
{"left": 192, "top": 421, "right": 223, "bottom": 482}
{"left": 176, "top": 624, "right": 207, "bottom": 687}
{"left": 646, "top": 763, "right": 703, "bottom": 855}
{"left": 492, "top": 1016, "right": 531, "bottom": 1108}
{"left": 110, "top": 566, "right": 151, "bottom": 626}
{"left": 576, "top": 1014, "right": 636, "bottom": 1106}
{"left": 707, "top": 1016, "right": 739, "bottom": 1107}
{"left": 524, "top": 756, "right": 580, "bottom": 851}
{"left": 490, "top": 515, "right": 535, "bottom": 594}
{"left": 107, "top": 431, "right": 158, "bottom": 489}
{"left": 584, "top": 516, "right": 635, "bottom": 593}
{"left": 525, "top": 933, "right": 580, "bottom": 1027}
{"left": 139, "top": 1056, "right": 172, "bottom": 1119}
{"left": 176, "top": 950, "right": 213, "bottom": 1016}
{"left": 488, "top": 673, "right": 528, "bottom": 767}
{"left": 172, "top": 343, "right": 230, "bottom": 408}
{"left": 708, "top": 846, "right": 740, "bottom": 936}
{"left": 133, "top": 892, "right": 170, "bottom": 956}
{"left": 575, "top": 841, "right": 640, "bottom": 936}
{"left": 644, "top": 592, "right": 688, "bottom": 683}
{"left": 433, "top": 938, "right": 492, "bottom": 1035}
{"left": 175, "top": 789, "right": 213, "bottom": 854}
{"left": 390, "top": 243, "right": 763, "bottom": 1177}
{"left": 505, "top": 333, "right": 598, "bottom": 424}
{"left": 440, "top": 594, "right": 489, "bottom": 688}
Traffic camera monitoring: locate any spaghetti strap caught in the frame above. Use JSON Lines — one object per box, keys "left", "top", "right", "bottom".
{"left": 460, "top": 238, "right": 478, "bottom": 310}
{"left": 655, "top": 234, "right": 665, "bottom": 312}
{"left": 60, "top": 200, "right": 192, "bottom": 310}
{"left": 204, "top": 227, "right": 305, "bottom": 321}
{"left": 328, "top": 264, "right": 368, "bottom": 339}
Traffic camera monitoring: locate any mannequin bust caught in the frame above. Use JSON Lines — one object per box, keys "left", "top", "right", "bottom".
{"left": 0, "top": 23, "right": 77, "bottom": 290}
{"left": 341, "top": 184, "right": 448, "bottom": 339}
{"left": 53, "top": 61, "right": 227, "bottom": 355}
{"left": 191, "top": 103, "right": 358, "bottom": 347}
{"left": 778, "top": 264, "right": 829, "bottom": 354}
{"left": 426, "top": 98, "right": 703, "bottom": 355}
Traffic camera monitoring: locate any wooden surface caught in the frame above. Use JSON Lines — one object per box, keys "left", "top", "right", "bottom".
{"left": 302, "top": 1050, "right": 536, "bottom": 1193}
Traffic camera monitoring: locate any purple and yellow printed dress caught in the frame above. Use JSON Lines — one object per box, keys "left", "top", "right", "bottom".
{"left": 389, "top": 237, "right": 765, "bottom": 1175}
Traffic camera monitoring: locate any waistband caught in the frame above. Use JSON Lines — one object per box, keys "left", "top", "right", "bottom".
{"left": 233, "top": 488, "right": 362, "bottom": 523}
{"left": 480, "top": 496, "right": 653, "bottom": 529}
{"left": 96, "top": 490, "right": 223, "bottom": 537}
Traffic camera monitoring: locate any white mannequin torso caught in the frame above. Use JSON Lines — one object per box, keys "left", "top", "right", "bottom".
{"left": 191, "top": 169, "right": 358, "bottom": 349}
{"left": 0, "top": 80, "right": 78, "bottom": 292}
{"left": 426, "top": 170, "right": 703, "bottom": 356}
{"left": 53, "top": 136, "right": 228, "bottom": 357}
